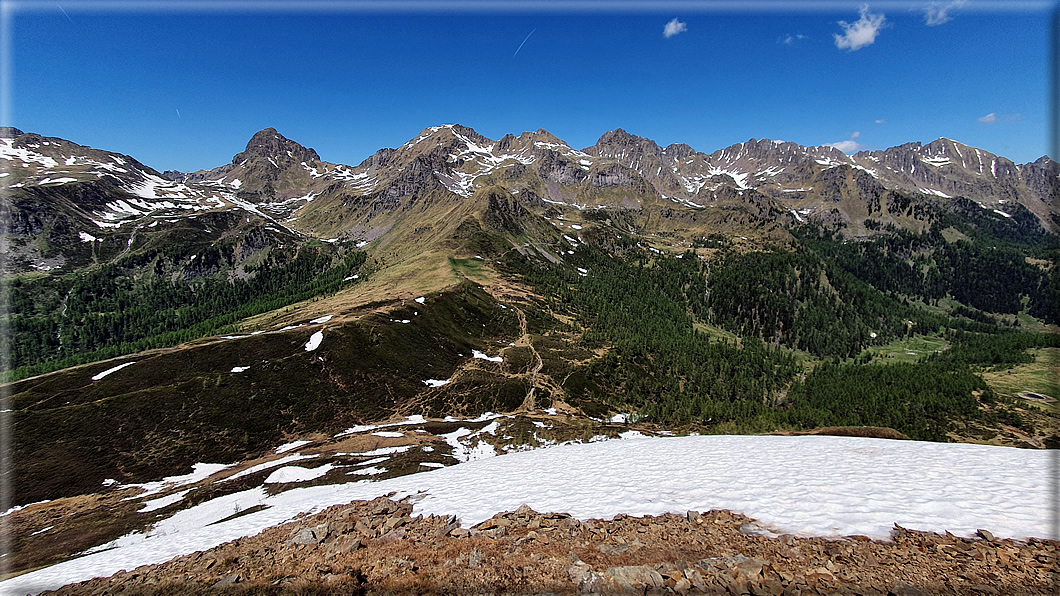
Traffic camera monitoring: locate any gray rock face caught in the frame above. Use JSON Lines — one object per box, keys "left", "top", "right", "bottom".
{"left": 286, "top": 527, "right": 320, "bottom": 545}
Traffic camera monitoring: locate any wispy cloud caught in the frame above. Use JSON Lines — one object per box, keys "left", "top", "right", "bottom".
{"left": 925, "top": 0, "right": 967, "bottom": 26}
{"left": 874, "top": 119, "right": 885, "bottom": 124}
{"left": 834, "top": 5, "right": 887, "bottom": 51}
{"left": 826, "top": 131, "right": 864, "bottom": 153}
{"left": 663, "top": 18, "right": 687, "bottom": 39}
{"left": 781, "top": 33, "right": 807, "bottom": 45}
{"left": 978, "top": 112, "right": 1021, "bottom": 124}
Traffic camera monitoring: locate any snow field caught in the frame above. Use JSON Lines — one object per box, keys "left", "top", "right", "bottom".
{"left": 3, "top": 435, "right": 1053, "bottom": 595}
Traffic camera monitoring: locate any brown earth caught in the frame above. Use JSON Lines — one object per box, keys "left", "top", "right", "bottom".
{"left": 39, "top": 497, "right": 1057, "bottom": 595}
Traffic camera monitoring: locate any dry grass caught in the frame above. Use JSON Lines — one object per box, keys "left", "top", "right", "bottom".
{"left": 981, "top": 347, "right": 1060, "bottom": 403}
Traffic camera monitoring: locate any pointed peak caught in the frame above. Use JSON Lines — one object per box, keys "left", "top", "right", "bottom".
{"left": 407, "top": 123, "right": 492, "bottom": 147}
{"left": 234, "top": 128, "right": 319, "bottom": 164}
{"left": 595, "top": 128, "right": 646, "bottom": 146}
{"left": 0, "top": 126, "right": 23, "bottom": 138}
{"left": 250, "top": 127, "right": 281, "bottom": 139}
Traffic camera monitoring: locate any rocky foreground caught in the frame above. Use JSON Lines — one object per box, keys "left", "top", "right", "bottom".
{"left": 38, "top": 497, "right": 1057, "bottom": 595}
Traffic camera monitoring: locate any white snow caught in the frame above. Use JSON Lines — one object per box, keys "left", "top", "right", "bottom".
{"left": 919, "top": 187, "right": 951, "bottom": 198}
{"left": 424, "top": 379, "right": 451, "bottom": 388}
{"left": 230, "top": 366, "right": 250, "bottom": 373}
{"left": 220, "top": 454, "right": 318, "bottom": 483}
{"left": 420, "top": 462, "right": 445, "bottom": 468}
{"left": 78, "top": 231, "right": 98, "bottom": 243}
{"left": 415, "top": 296, "right": 426, "bottom": 304}
{"left": 1, "top": 500, "right": 51, "bottom": 517}
{"left": 471, "top": 350, "right": 503, "bottom": 363}
{"left": 139, "top": 490, "right": 191, "bottom": 513}
{"left": 921, "top": 156, "right": 951, "bottom": 167}
{"left": 230, "top": 178, "right": 242, "bottom": 189}
{"left": 5, "top": 435, "right": 1053, "bottom": 595}
{"left": 39, "top": 177, "right": 78, "bottom": 185}
{"left": 333, "top": 416, "right": 428, "bottom": 438}
{"left": 372, "top": 431, "right": 405, "bottom": 438}
{"left": 263, "top": 464, "right": 335, "bottom": 484}
{"left": 275, "top": 440, "right": 312, "bottom": 454}
{"left": 353, "top": 457, "right": 390, "bottom": 467}
{"left": 90, "top": 361, "right": 136, "bottom": 381}
{"left": 993, "top": 209, "right": 1013, "bottom": 218}
{"left": 341, "top": 446, "right": 412, "bottom": 458}
{"left": 304, "top": 331, "right": 323, "bottom": 351}
{"left": 347, "top": 466, "right": 386, "bottom": 476}
{"left": 309, "top": 315, "right": 333, "bottom": 324}
{"left": 122, "top": 463, "right": 232, "bottom": 500}
{"left": 441, "top": 426, "right": 498, "bottom": 463}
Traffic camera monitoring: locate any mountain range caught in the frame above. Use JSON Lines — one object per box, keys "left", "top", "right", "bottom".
{"left": 4, "top": 124, "right": 1056, "bottom": 277}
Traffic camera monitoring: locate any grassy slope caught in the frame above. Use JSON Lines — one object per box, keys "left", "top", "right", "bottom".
{"left": 9, "top": 282, "right": 520, "bottom": 504}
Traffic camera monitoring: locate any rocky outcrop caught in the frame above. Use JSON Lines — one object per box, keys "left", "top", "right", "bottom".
{"left": 46, "top": 499, "right": 1059, "bottom": 595}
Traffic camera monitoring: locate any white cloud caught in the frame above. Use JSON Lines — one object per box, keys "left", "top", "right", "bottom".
{"left": 663, "top": 18, "right": 687, "bottom": 38}
{"left": 826, "top": 131, "right": 864, "bottom": 153}
{"left": 977, "top": 112, "right": 1021, "bottom": 125}
{"left": 834, "top": 5, "right": 887, "bottom": 51}
{"left": 925, "top": 0, "right": 967, "bottom": 26}
{"left": 781, "top": 33, "right": 808, "bottom": 45}
{"left": 874, "top": 119, "right": 885, "bottom": 124}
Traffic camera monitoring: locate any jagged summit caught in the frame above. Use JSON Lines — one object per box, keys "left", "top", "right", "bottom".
{"left": 233, "top": 127, "right": 320, "bottom": 164}
{"left": 594, "top": 128, "right": 648, "bottom": 145}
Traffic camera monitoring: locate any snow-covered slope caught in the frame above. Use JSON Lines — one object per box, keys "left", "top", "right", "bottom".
{"left": 1, "top": 434, "right": 1051, "bottom": 595}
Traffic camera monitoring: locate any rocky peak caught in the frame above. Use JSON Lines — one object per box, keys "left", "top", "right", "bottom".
{"left": 593, "top": 128, "right": 659, "bottom": 151}
{"left": 520, "top": 128, "right": 563, "bottom": 144}
{"left": 232, "top": 128, "right": 320, "bottom": 165}
{"left": 0, "top": 126, "right": 23, "bottom": 138}
{"left": 496, "top": 133, "right": 519, "bottom": 153}
{"left": 663, "top": 143, "right": 696, "bottom": 160}
{"left": 584, "top": 129, "right": 664, "bottom": 167}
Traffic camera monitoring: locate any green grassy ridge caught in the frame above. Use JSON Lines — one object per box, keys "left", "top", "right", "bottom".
{"left": 8, "top": 281, "right": 520, "bottom": 505}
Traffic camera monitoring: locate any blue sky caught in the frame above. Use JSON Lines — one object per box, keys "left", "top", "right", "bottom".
{"left": 5, "top": 1, "right": 1054, "bottom": 172}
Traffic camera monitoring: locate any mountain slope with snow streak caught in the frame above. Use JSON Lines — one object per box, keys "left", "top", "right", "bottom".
{"left": 1, "top": 434, "right": 1052, "bottom": 595}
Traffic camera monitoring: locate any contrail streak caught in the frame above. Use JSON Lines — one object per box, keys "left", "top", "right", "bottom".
{"left": 58, "top": 5, "right": 74, "bottom": 23}
{"left": 513, "top": 28, "right": 536, "bottom": 57}
{"left": 175, "top": 108, "right": 181, "bottom": 120}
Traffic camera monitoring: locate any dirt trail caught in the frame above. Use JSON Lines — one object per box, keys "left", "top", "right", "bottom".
{"left": 509, "top": 304, "right": 544, "bottom": 412}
